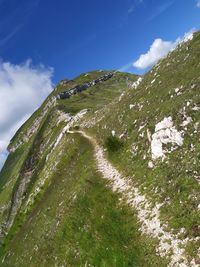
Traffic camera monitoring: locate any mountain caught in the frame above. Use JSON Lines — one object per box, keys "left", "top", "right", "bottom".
{"left": 0, "top": 31, "right": 200, "bottom": 267}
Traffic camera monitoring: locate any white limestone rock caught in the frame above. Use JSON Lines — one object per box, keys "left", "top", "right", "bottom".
{"left": 131, "top": 77, "right": 143, "bottom": 89}
{"left": 151, "top": 117, "right": 183, "bottom": 160}
{"left": 111, "top": 130, "right": 115, "bottom": 137}
{"left": 148, "top": 161, "right": 154, "bottom": 169}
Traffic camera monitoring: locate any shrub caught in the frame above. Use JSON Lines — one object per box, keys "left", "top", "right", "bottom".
{"left": 74, "top": 125, "right": 80, "bottom": 130}
{"left": 105, "top": 136, "right": 123, "bottom": 153}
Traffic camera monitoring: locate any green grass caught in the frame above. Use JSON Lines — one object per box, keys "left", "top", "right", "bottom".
{"left": 0, "top": 134, "right": 167, "bottom": 267}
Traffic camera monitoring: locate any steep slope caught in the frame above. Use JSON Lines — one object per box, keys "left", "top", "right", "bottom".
{"left": 0, "top": 31, "right": 200, "bottom": 267}
{"left": 83, "top": 32, "right": 200, "bottom": 265}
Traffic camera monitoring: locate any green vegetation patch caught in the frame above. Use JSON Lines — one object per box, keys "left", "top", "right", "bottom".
{"left": 105, "top": 135, "right": 124, "bottom": 153}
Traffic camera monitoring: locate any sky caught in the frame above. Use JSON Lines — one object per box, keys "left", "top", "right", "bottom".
{"left": 0, "top": 0, "right": 200, "bottom": 169}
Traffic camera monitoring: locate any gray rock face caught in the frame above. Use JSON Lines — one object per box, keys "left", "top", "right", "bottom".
{"left": 57, "top": 73, "right": 113, "bottom": 100}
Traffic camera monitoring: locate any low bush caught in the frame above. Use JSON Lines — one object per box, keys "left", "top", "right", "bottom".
{"left": 105, "top": 136, "right": 123, "bottom": 153}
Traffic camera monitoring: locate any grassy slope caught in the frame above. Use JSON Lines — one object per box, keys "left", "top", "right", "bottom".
{"left": 85, "top": 33, "right": 200, "bottom": 259}
{"left": 0, "top": 141, "right": 34, "bottom": 225}
{"left": 0, "top": 110, "right": 62, "bottom": 226}
{"left": 0, "top": 133, "right": 167, "bottom": 267}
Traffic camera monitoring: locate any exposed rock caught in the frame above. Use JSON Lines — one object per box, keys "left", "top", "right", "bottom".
{"left": 151, "top": 117, "right": 183, "bottom": 160}
{"left": 118, "top": 92, "right": 125, "bottom": 101}
{"left": 111, "top": 130, "right": 115, "bottom": 137}
{"left": 57, "top": 73, "right": 113, "bottom": 100}
{"left": 119, "top": 130, "right": 127, "bottom": 139}
{"left": 175, "top": 88, "right": 179, "bottom": 93}
{"left": 56, "top": 110, "right": 72, "bottom": 126}
{"left": 148, "top": 161, "right": 154, "bottom": 169}
{"left": 48, "top": 109, "right": 88, "bottom": 158}
{"left": 131, "top": 77, "right": 143, "bottom": 89}
{"left": 147, "top": 128, "right": 152, "bottom": 143}
{"left": 131, "top": 144, "right": 138, "bottom": 156}
{"left": 181, "top": 116, "right": 192, "bottom": 127}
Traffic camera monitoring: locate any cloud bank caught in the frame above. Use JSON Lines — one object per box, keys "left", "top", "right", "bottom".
{"left": 133, "top": 30, "right": 195, "bottom": 69}
{"left": 0, "top": 60, "right": 53, "bottom": 169}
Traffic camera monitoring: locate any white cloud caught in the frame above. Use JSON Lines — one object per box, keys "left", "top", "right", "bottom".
{"left": 133, "top": 30, "right": 195, "bottom": 69}
{"left": 196, "top": 0, "right": 200, "bottom": 8}
{"left": 133, "top": 39, "right": 175, "bottom": 69}
{"left": 0, "top": 59, "right": 53, "bottom": 169}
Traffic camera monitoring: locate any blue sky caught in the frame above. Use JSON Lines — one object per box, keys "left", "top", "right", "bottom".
{"left": 0, "top": 0, "right": 200, "bottom": 169}
{"left": 1, "top": 0, "right": 200, "bottom": 83}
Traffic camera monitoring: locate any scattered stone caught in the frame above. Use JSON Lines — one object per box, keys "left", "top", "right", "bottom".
{"left": 118, "top": 92, "right": 124, "bottom": 101}
{"left": 187, "top": 102, "right": 190, "bottom": 107}
{"left": 148, "top": 161, "right": 154, "bottom": 169}
{"left": 131, "top": 144, "right": 138, "bottom": 156}
{"left": 139, "top": 131, "right": 144, "bottom": 138}
{"left": 147, "top": 129, "right": 152, "bottom": 143}
{"left": 111, "top": 130, "right": 115, "bottom": 137}
{"left": 181, "top": 116, "right": 192, "bottom": 127}
{"left": 192, "top": 106, "right": 200, "bottom": 111}
{"left": 119, "top": 130, "right": 127, "bottom": 139}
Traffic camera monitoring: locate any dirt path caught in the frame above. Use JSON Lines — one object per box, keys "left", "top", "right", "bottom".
{"left": 68, "top": 130, "right": 199, "bottom": 267}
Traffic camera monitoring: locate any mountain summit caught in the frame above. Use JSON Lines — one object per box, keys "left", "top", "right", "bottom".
{"left": 0, "top": 32, "right": 200, "bottom": 267}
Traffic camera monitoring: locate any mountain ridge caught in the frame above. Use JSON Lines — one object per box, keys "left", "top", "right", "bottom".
{"left": 0, "top": 32, "right": 200, "bottom": 266}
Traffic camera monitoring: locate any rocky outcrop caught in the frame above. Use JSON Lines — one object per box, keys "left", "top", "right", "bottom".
{"left": 8, "top": 97, "right": 56, "bottom": 153}
{"left": 4, "top": 171, "right": 33, "bottom": 233}
{"left": 57, "top": 73, "right": 113, "bottom": 100}
{"left": 151, "top": 117, "right": 183, "bottom": 160}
